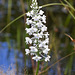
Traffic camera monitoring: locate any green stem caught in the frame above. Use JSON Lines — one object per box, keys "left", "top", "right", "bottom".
{"left": 0, "top": 3, "right": 63, "bottom": 33}
{"left": 0, "top": 13, "right": 26, "bottom": 33}
{"left": 40, "top": 3, "right": 64, "bottom": 8}
{"left": 36, "top": 61, "right": 40, "bottom": 75}
{"left": 60, "top": 1, "right": 75, "bottom": 19}
{"left": 68, "top": 10, "right": 75, "bottom": 19}
{"left": 0, "top": 2, "right": 75, "bottom": 33}
{"left": 64, "top": 0, "right": 75, "bottom": 11}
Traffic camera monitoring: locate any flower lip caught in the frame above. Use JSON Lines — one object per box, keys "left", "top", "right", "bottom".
{"left": 25, "top": 49, "right": 30, "bottom": 55}
{"left": 45, "top": 55, "right": 51, "bottom": 62}
{"left": 30, "top": 46, "right": 38, "bottom": 52}
{"left": 39, "top": 10, "right": 44, "bottom": 15}
{"left": 25, "top": 37, "right": 32, "bottom": 44}
{"left": 32, "top": 55, "right": 42, "bottom": 62}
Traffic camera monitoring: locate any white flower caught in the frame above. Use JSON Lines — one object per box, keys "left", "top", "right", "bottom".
{"left": 41, "top": 15, "right": 46, "bottom": 23}
{"left": 33, "top": 33, "right": 42, "bottom": 39}
{"left": 25, "top": 37, "right": 32, "bottom": 44}
{"left": 41, "top": 25, "right": 47, "bottom": 32}
{"left": 26, "top": 18, "right": 33, "bottom": 25}
{"left": 25, "top": 28, "right": 31, "bottom": 34}
{"left": 44, "top": 32, "right": 49, "bottom": 38}
{"left": 44, "top": 38, "right": 49, "bottom": 44}
{"left": 39, "top": 6, "right": 42, "bottom": 9}
{"left": 30, "top": 46, "right": 38, "bottom": 52}
{"left": 25, "top": 49, "right": 30, "bottom": 55}
{"left": 43, "top": 48, "right": 50, "bottom": 54}
{"left": 36, "top": 21, "right": 43, "bottom": 28}
{"left": 39, "top": 42, "right": 45, "bottom": 47}
{"left": 26, "top": 27, "right": 37, "bottom": 35}
{"left": 25, "top": 0, "right": 51, "bottom": 62}
{"left": 44, "top": 45, "right": 48, "bottom": 49}
{"left": 31, "top": 21, "right": 36, "bottom": 26}
{"left": 32, "top": 15, "right": 41, "bottom": 21}
{"left": 45, "top": 55, "right": 51, "bottom": 62}
{"left": 30, "top": 10, "right": 34, "bottom": 16}
{"left": 43, "top": 50, "right": 48, "bottom": 54}
{"left": 32, "top": 55, "right": 42, "bottom": 62}
{"left": 39, "top": 40, "right": 49, "bottom": 48}
{"left": 34, "top": 39, "right": 37, "bottom": 43}
{"left": 31, "top": 27, "right": 38, "bottom": 32}
{"left": 31, "top": 53, "right": 35, "bottom": 55}
{"left": 39, "top": 10, "right": 44, "bottom": 15}
{"left": 31, "top": 0, "right": 38, "bottom": 9}
{"left": 26, "top": 12, "right": 31, "bottom": 16}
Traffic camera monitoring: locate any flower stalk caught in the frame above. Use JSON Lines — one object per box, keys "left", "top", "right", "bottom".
{"left": 36, "top": 61, "right": 40, "bottom": 75}
{"left": 40, "top": 3, "right": 63, "bottom": 8}
{"left": 25, "top": 0, "right": 51, "bottom": 62}
{"left": 25, "top": 0, "right": 51, "bottom": 74}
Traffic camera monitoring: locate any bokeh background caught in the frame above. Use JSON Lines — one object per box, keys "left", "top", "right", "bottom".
{"left": 0, "top": 0, "right": 75, "bottom": 75}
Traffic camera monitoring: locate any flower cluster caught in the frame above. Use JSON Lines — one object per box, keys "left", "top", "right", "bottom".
{"left": 25, "top": 0, "right": 51, "bottom": 62}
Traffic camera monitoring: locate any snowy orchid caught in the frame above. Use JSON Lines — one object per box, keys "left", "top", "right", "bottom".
{"left": 25, "top": 0, "right": 51, "bottom": 62}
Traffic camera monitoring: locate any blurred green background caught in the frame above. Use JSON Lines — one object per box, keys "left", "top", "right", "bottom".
{"left": 0, "top": 0, "right": 75, "bottom": 75}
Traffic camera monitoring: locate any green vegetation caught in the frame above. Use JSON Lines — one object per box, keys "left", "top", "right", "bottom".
{"left": 0, "top": 0, "right": 75, "bottom": 75}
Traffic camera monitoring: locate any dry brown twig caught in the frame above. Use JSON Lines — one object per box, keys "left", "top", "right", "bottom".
{"left": 64, "top": 33, "right": 75, "bottom": 50}
{"left": 64, "top": 33, "right": 75, "bottom": 43}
